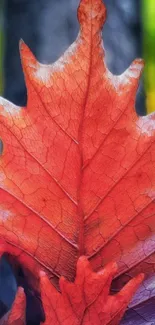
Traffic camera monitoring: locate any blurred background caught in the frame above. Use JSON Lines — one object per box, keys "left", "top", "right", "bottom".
{"left": 0, "top": 0, "right": 155, "bottom": 115}
{"left": 0, "top": 0, "right": 154, "bottom": 324}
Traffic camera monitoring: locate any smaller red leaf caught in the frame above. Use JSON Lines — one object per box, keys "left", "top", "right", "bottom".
{"left": 40, "top": 257, "right": 144, "bottom": 325}
{"left": 0, "top": 288, "right": 26, "bottom": 325}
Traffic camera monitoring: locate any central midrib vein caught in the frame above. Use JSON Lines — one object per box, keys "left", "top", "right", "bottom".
{"left": 77, "top": 0, "right": 93, "bottom": 256}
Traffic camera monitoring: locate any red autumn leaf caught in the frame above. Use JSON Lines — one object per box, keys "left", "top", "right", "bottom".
{"left": 0, "top": 0, "right": 155, "bottom": 323}
{"left": 40, "top": 257, "right": 144, "bottom": 325}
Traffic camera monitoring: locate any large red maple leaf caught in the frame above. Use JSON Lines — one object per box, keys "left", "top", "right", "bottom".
{"left": 0, "top": 0, "right": 155, "bottom": 324}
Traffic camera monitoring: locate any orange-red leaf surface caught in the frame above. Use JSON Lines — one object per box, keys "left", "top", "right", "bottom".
{"left": 40, "top": 257, "right": 143, "bottom": 325}
{"left": 0, "top": 0, "right": 155, "bottom": 324}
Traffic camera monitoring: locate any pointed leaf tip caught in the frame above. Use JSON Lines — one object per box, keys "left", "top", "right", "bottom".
{"left": 19, "top": 40, "right": 37, "bottom": 67}
{"left": 40, "top": 270, "right": 47, "bottom": 278}
{"left": 17, "top": 287, "right": 24, "bottom": 295}
{"left": 120, "top": 58, "right": 145, "bottom": 88}
{"left": 127, "top": 58, "right": 144, "bottom": 80}
{"left": 19, "top": 39, "right": 25, "bottom": 49}
{"left": 102, "top": 261, "right": 118, "bottom": 276}
{"left": 118, "top": 273, "right": 145, "bottom": 304}
{"left": 78, "top": 0, "right": 106, "bottom": 30}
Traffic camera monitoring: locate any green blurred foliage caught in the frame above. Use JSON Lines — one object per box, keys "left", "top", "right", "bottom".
{"left": 142, "top": 0, "right": 155, "bottom": 113}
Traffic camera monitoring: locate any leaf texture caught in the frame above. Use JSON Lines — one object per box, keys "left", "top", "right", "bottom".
{"left": 40, "top": 257, "right": 144, "bottom": 325}
{"left": 0, "top": 0, "right": 155, "bottom": 323}
{"left": 0, "top": 258, "right": 144, "bottom": 325}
